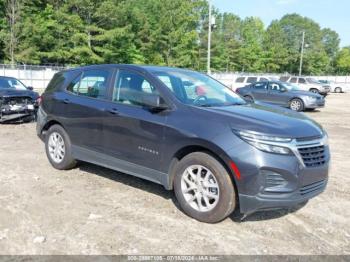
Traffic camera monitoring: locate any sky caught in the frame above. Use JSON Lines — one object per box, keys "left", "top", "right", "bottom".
{"left": 212, "top": 0, "right": 349, "bottom": 47}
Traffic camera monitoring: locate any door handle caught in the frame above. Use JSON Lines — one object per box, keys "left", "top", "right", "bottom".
{"left": 106, "top": 108, "right": 119, "bottom": 115}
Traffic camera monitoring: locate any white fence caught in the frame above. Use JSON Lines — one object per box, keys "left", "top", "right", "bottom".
{"left": 1, "top": 64, "right": 350, "bottom": 92}
{"left": 0, "top": 64, "right": 66, "bottom": 92}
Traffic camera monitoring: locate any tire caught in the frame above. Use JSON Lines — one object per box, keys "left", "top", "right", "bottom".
{"left": 244, "top": 95, "right": 254, "bottom": 103}
{"left": 309, "top": 88, "right": 319, "bottom": 94}
{"left": 45, "top": 124, "right": 77, "bottom": 170}
{"left": 335, "top": 87, "right": 342, "bottom": 93}
{"left": 289, "top": 98, "right": 304, "bottom": 112}
{"left": 173, "top": 152, "right": 236, "bottom": 223}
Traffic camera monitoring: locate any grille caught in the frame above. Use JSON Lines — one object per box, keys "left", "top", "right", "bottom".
{"left": 300, "top": 180, "right": 326, "bottom": 196}
{"left": 296, "top": 135, "right": 322, "bottom": 142}
{"left": 5, "top": 97, "right": 34, "bottom": 105}
{"left": 298, "top": 145, "right": 326, "bottom": 167}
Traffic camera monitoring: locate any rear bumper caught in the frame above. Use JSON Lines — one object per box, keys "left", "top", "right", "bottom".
{"left": 36, "top": 106, "right": 47, "bottom": 140}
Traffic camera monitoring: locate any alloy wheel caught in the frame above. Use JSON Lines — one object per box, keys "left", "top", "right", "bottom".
{"left": 48, "top": 132, "right": 66, "bottom": 164}
{"left": 290, "top": 100, "right": 302, "bottom": 111}
{"left": 180, "top": 165, "right": 220, "bottom": 212}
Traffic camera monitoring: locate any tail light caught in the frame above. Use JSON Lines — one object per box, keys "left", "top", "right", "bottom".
{"left": 36, "top": 96, "right": 42, "bottom": 106}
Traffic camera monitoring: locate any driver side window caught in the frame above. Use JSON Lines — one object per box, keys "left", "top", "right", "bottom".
{"left": 269, "top": 83, "right": 286, "bottom": 92}
{"left": 113, "top": 70, "right": 159, "bottom": 106}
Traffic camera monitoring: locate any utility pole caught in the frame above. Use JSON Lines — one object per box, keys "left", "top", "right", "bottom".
{"left": 299, "top": 31, "right": 305, "bottom": 76}
{"left": 207, "top": 0, "right": 212, "bottom": 75}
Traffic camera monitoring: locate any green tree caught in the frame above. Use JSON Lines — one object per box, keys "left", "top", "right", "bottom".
{"left": 335, "top": 47, "right": 350, "bottom": 74}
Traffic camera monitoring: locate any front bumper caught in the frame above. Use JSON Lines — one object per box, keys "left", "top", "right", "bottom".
{"left": 0, "top": 104, "right": 37, "bottom": 123}
{"left": 304, "top": 99, "right": 325, "bottom": 109}
{"left": 227, "top": 138, "right": 330, "bottom": 215}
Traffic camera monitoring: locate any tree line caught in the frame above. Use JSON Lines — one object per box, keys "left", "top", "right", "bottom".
{"left": 0, "top": 0, "right": 349, "bottom": 75}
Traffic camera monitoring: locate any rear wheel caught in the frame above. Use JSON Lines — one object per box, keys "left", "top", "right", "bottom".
{"left": 335, "top": 87, "right": 342, "bottom": 93}
{"left": 309, "top": 88, "right": 319, "bottom": 94}
{"left": 45, "top": 125, "right": 77, "bottom": 170}
{"left": 290, "top": 98, "right": 304, "bottom": 112}
{"left": 174, "top": 152, "right": 236, "bottom": 223}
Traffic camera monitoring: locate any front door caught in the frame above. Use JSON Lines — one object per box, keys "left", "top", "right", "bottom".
{"left": 266, "top": 82, "right": 290, "bottom": 106}
{"left": 103, "top": 69, "right": 168, "bottom": 172}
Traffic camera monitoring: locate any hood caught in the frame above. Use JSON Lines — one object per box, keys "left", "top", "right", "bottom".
{"left": 288, "top": 90, "right": 323, "bottom": 98}
{"left": 201, "top": 103, "right": 324, "bottom": 139}
{"left": 0, "top": 89, "right": 39, "bottom": 100}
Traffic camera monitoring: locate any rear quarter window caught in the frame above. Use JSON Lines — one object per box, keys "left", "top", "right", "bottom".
{"left": 45, "top": 73, "right": 65, "bottom": 92}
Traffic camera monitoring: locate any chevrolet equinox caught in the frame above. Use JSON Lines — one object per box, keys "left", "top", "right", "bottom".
{"left": 37, "top": 65, "right": 330, "bottom": 223}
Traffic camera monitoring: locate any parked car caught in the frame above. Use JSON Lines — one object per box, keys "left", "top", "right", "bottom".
{"left": 280, "top": 76, "right": 330, "bottom": 96}
{"left": 0, "top": 76, "right": 39, "bottom": 123}
{"left": 318, "top": 80, "right": 349, "bottom": 93}
{"left": 236, "top": 81, "right": 325, "bottom": 112}
{"left": 231, "top": 75, "right": 276, "bottom": 91}
{"left": 37, "top": 65, "right": 330, "bottom": 223}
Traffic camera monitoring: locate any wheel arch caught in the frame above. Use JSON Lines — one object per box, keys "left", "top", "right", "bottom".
{"left": 40, "top": 119, "right": 66, "bottom": 139}
{"left": 165, "top": 143, "right": 239, "bottom": 200}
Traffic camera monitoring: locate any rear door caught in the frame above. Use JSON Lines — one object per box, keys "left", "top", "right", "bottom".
{"left": 102, "top": 68, "right": 169, "bottom": 171}
{"left": 58, "top": 68, "right": 113, "bottom": 153}
{"left": 250, "top": 82, "right": 268, "bottom": 101}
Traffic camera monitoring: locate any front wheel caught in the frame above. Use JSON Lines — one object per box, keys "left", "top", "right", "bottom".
{"left": 45, "top": 124, "right": 77, "bottom": 170}
{"left": 174, "top": 152, "right": 236, "bottom": 223}
{"left": 290, "top": 98, "right": 304, "bottom": 112}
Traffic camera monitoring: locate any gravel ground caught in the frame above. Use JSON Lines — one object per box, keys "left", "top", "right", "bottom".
{"left": 0, "top": 93, "right": 349, "bottom": 255}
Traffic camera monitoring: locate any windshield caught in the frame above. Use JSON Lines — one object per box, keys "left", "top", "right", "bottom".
{"left": 284, "top": 82, "right": 300, "bottom": 91}
{"left": 0, "top": 78, "right": 27, "bottom": 90}
{"left": 151, "top": 69, "right": 246, "bottom": 107}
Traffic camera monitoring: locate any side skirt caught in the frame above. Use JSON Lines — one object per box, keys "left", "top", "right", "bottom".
{"left": 71, "top": 145, "right": 170, "bottom": 189}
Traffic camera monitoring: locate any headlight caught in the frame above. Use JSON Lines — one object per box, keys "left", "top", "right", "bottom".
{"left": 234, "top": 130, "right": 292, "bottom": 155}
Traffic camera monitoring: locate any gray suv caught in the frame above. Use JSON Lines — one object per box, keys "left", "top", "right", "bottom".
{"left": 37, "top": 65, "right": 330, "bottom": 223}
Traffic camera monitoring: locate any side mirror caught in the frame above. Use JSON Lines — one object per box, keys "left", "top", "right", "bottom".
{"left": 27, "top": 86, "right": 34, "bottom": 91}
{"left": 280, "top": 88, "right": 287, "bottom": 93}
{"left": 141, "top": 93, "right": 168, "bottom": 111}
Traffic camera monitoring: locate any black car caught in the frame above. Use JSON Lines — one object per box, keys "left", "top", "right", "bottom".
{"left": 0, "top": 76, "right": 39, "bottom": 123}
{"left": 236, "top": 81, "right": 325, "bottom": 112}
{"left": 37, "top": 65, "right": 329, "bottom": 223}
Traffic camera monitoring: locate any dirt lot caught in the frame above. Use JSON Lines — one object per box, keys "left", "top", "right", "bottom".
{"left": 0, "top": 94, "right": 349, "bottom": 255}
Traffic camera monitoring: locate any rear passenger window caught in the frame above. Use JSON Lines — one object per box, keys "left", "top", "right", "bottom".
{"left": 235, "top": 77, "right": 245, "bottom": 83}
{"left": 247, "top": 77, "right": 258, "bottom": 83}
{"left": 298, "top": 78, "right": 306, "bottom": 84}
{"left": 253, "top": 82, "right": 267, "bottom": 90}
{"left": 290, "top": 77, "right": 298, "bottom": 83}
{"left": 260, "top": 77, "right": 268, "bottom": 81}
{"left": 67, "top": 70, "right": 110, "bottom": 99}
